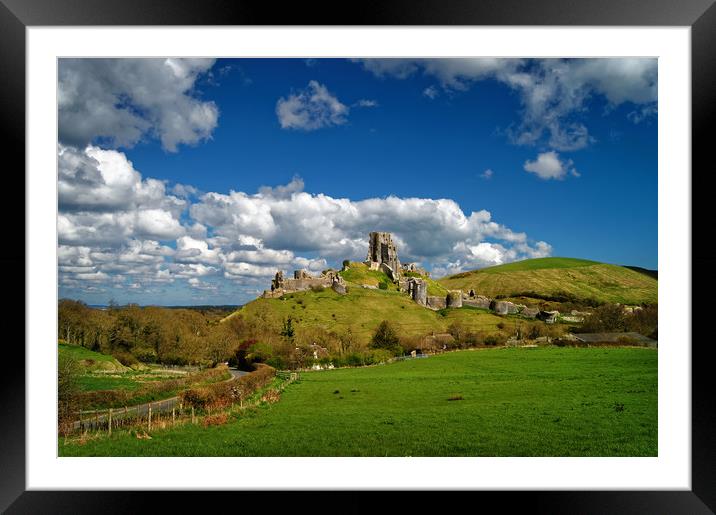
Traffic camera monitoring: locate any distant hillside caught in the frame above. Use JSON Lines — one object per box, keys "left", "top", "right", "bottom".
{"left": 437, "top": 257, "right": 657, "bottom": 305}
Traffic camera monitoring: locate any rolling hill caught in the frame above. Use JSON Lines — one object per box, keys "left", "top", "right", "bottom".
{"left": 225, "top": 262, "right": 509, "bottom": 343}
{"left": 437, "top": 257, "right": 657, "bottom": 305}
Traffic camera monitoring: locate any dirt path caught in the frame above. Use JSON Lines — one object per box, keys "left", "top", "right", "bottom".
{"left": 73, "top": 368, "right": 248, "bottom": 430}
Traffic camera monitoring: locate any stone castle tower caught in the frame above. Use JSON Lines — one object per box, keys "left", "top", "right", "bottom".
{"left": 366, "top": 231, "right": 401, "bottom": 281}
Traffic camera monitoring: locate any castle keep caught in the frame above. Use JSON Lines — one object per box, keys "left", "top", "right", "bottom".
{"left": 366, "top": 231, "right": 401, "bottom": 281}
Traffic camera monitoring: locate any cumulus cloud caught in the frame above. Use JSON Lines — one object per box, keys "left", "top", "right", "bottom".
{"left": 58, "top": 146, "right": 186, "bottom": 246}
{"left": 59, "top": 163, "right": 553, "bottom": 294}
{"left": 190, "top": 177, "right": 549, "bottom": 278}
{"left": 276, "top": 80, "right": 349, "bottom": 130}
{"left": 523, "top": 151, "right": 578, "bottom": 180}
{"left": 58, "top": 58, "right": 219, "bottom": 151}
{"left": 354, "top": 58, "right": 657, "bottom": 152}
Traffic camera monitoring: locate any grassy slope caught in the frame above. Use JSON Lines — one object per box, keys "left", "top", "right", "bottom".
{"left": 59, "top": 346, "right": 657, "bottom": 457}
{"left": 438, "top": 257, "right": 657, "bottom": 305}
{"left": 234, "top": 280, "right": 507, "bottom": 342}
{"left": 59, "top": 343, "right": 130, "bottom": 373}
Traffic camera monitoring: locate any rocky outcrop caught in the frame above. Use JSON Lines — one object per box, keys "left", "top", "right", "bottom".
{"left": 366, "top": 232, "right": 401, "bottom": 281}
{"left": 446, "top": 290, "right": 463, "bottom": 308}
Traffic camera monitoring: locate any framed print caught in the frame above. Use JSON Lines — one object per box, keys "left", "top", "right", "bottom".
{"left": 3, "top": 0, "right": 715, "bottom": 512}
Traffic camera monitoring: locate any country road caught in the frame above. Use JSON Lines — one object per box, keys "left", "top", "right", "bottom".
{"left": 73, "top": 368, "right": 249, "bottom": 430}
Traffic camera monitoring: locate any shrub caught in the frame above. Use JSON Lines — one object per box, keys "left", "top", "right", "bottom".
{"left": 371, "top": 320, "right": 401, "bottom": 354}
{"left": 111, "top": 350, "right": 139, "bottom": 367}
{"left": 310, "top": 285, "right": 326, "bottom": 293}
{"left": 202, "top": 413, "right": 229, "bottom": 427}
{"left": 342, "top": 259, "right": 350, "bottom": 268}
{"left": 579, "top": 304, "right": 627, "bottom": 333}
{"left": 484, "top": 333, "right": 507, "bottom": 346}
{"left": 378, "top": 281, "right": 388, "bottom": 290}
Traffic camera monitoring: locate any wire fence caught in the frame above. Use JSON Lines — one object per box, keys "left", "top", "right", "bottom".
{"left": 62, "top": 371, "right": 300, "bottom": 439}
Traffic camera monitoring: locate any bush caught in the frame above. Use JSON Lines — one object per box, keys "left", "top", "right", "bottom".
{"left": 484, "top": 333, "right": 507, "bottom": 346}
{"left": 111, "top": 350, "right": 139, "bottom": 367}
{"left": 378, "top": 281, "right": 388, "bottom": 290}
{"left": 371, "top": 320, "right": 401, "bottom": 354}
{"left": 579, "top": 304, "right": 627, "bottom": 333}
{"left": 342, "top": 259, "right": 350, "bottom": 268}
{"left": 310, "top": 285, "right": 326, "bottom": 293}
{"left": 202, "top": 412, "right": 229, "bottom": 427}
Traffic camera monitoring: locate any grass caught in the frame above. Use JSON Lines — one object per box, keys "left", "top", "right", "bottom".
{"left": 59, "top": 346, "right": 657, "bottom": 457}
{"left": 58, "top": 343, "right": 129, "bottom": 373}
{"left": 235, "top": 283, "right": 511, "bottom": 343}
{"left": 438, "top": 257, "right": 657, "bottom": 305}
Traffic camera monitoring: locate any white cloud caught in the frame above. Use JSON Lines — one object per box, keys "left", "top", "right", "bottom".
{"left": 523, "top": 151, "right": 578, "bottom": 180}
{"left": 355, "top": 58, "right": 657, "bottom": 152}
{"left": 58, "top": 146, "right": 187, "bottom": 246}
{"left": 58, "top": 58, "right": 219, "bottom": 152}
{"left": 276, "top": 80, "right": 349, "bottom": 130}
{"left": 190, "top": 178, "right": 549, "bottom": 277}
{"left": 423, "top": 85, "right": 439, "bottom": 99}
{"left": 480, "top": 169, "right": 494, "bottom": 180}
{"left": 355, "top": 99, "right": 378, "bottom": 108}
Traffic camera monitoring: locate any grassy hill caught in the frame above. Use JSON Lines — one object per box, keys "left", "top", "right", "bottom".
{"left": 59, "top": 342, "right": 130, "bottom": 374}
{"left": 225, "top": 262, "right": 511, "bottom": 343}
{"left": 437, "top": 257, "right": 657, "bottom": 305}
{"left": 59, "top": 346, "right": 657, "bottom": 457}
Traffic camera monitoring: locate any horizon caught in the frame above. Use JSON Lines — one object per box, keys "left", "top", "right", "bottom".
{"left": 58, "top": 58, "right": 657, "bottom": 305}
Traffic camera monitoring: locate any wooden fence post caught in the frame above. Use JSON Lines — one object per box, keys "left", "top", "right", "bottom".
{"left": 108, "top": 408, "right": 112, "bottom": 437}
{"left": 172, "top": 407, "right": 175, "bottom": 425}
{"left": 148, "top": 403, "right": 152, "bottom": 432}
{"left": 191, "top": 406, "right": 195, "bottom": 424}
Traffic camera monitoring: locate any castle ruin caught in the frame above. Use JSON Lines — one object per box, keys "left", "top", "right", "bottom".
{"left": 366, "top": 231, "right": 401, "bottom": 282}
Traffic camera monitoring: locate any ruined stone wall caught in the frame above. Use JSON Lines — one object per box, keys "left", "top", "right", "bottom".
{"left": 407, "top": 277, "right": 427, "bottom": 306}
{"left": 426, "top": 296, "right": 447, "bottom": 310}
{"left": 366, "top": 231, "right": 401, "bottom": 279}
{"left": 446, "top": 290, "right": 463, "bottom": 309}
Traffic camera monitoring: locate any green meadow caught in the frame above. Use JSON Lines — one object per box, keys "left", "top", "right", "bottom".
{"left": 60, "top": 346, "right": 657, "bottom": 457}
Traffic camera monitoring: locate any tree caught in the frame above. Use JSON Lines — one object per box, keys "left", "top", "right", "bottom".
{"left": 58, "top": 352, "right": 80, "bottom": 436}
{"left": 371, "top": 320, "right": 401, "bottom": 354}
{"left": 280, "top": 316, "right": 295, "bottom": 342}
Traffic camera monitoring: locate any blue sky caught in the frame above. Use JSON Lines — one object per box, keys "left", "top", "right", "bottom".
{"left": 57, "top": 58, "right": 657, "bottom": 305}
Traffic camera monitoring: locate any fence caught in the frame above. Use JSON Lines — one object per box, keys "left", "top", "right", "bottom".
{"left": 63, "top": 367, "right": 300, "bottom": 438}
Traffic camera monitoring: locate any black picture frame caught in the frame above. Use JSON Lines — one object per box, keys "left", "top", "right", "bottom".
{"left": 2, "top": 1, "right": 713, "bottom": 512}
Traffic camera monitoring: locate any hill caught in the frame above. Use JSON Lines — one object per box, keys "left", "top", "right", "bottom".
{"left": 437, "top": 257, "right": 657, "bottom": 305}
{"left": 225, "top": 262, "right": 512, "bottom": 344}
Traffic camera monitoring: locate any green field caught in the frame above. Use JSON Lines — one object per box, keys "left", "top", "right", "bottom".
{"left": 59, "top": 346, "right": 657, "bottom": 457}
{"left": 438, "top": 257, "right": 657, "bottom": 305}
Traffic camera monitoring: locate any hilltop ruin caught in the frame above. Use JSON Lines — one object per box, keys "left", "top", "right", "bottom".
{"left": 260, "top": 231, "right": 560, "bottom": 322}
